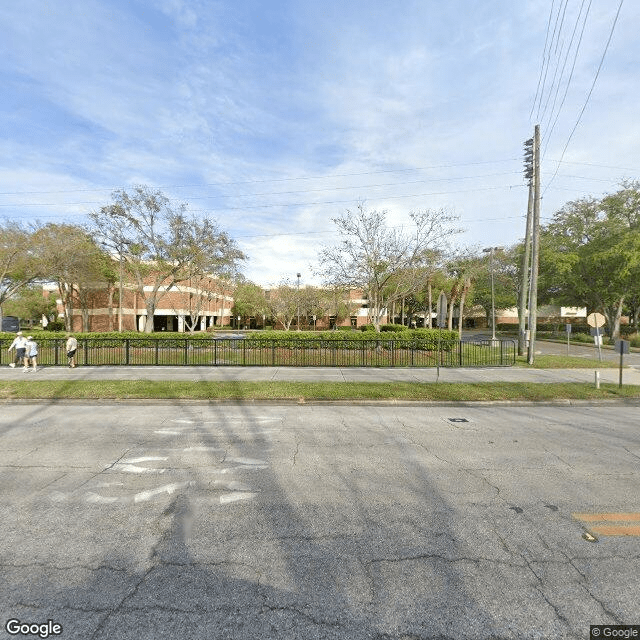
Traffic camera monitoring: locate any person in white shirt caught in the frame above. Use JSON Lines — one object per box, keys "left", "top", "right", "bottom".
{"left": 66, "top": 334, "right": 78, "bottom": 368}
{"left": 7, "top": 331, "right": 28, "bottom": 368}
{"left": 25, "top": 336, "right": 38, "bottom": 372}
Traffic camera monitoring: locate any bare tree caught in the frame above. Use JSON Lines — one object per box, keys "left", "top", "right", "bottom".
{"left": 89, "top": 186, "right": 245, "bottom": 333}
{"left": 317, "top": 204, "right": 461, "bottom": 331}
{"left": 265, "top": 282, "right": 299, "bottom": 331}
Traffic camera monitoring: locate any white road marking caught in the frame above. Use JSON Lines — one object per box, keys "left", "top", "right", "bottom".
{"left": 112, "top": 463, "right": 166, "bottom": 474}
{"left": 213, "top": 480, "right": 252, "bottom": 491}
{"left": 154, "top": 429, "right": 184, "bottom": 435}
{"left": 133, "top": 482, "right": 192, "bottom": 503}
{"left": 121, "top": 456, "right": 168, "bottom": 464}
{"left": 227, "top": 457, "right": 266, "bottom": 466}
{"left": 219, "top": 492, "right": 257, "bottom": 504}
{"left": 86, "top": 492, "right": 121, "bottom": 504}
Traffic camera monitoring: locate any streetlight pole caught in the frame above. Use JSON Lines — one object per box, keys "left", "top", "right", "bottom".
{"left": 483, "top": 247, "right": 501, "bottom": 342}
{"left": 296, "top": 273, "right": 301, "bottom": 331}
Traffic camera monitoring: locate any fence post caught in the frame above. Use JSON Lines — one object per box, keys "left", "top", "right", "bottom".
{"left": 55, "top": 340, "right": 59, "bottom": 366}
{"left": 214, "top": 339, "right": 217, "bottom": 366}
{"left": 184, "top": 339, "right": 188, "bottom": 365}
{"left": 155, "top": 341, "right": 159, "bottom": 365}
{"left": 125, "top": 339, "right": 129, "bottom": 365}
{"left": 459, "top": 340, "right": 463, "bottom": 367}
{"left": 243, "top": 340, "right": 246, "bottom": 366}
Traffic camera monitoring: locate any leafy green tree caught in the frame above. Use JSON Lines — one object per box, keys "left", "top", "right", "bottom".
{"left": 35, "top": 224, "right": 113, "bottom": 332}
{"left": 3, "top": 285, "right": 57, "bottom": 328}
{"left": 466, "top": 248, "right": 519, "bottom": 329}
{"left": 539, "top": 183, "right": 640, "bottom": 338}
{"left": 0, "top": 221, "right": 41, "bottom": 328}
{"left": 233, "top": 282, "right": 269, "bottom": 327}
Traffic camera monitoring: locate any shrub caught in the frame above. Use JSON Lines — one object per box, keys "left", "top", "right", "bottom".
{"left": 43, "top": 321, "right": 65, "bottom": 331}
{"left": 380, "top": 324, "right": 407, "bottom": 332}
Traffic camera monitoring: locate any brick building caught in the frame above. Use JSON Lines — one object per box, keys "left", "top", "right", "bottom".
{"left": 44, "top": 275, "right": 233, "bottom": 332}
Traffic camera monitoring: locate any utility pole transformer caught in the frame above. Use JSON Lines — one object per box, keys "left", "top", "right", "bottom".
{"left": 527, "top": 125, "right": 541, "bottom": 365}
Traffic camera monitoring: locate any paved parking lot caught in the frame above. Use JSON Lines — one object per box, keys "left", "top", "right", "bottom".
{"left": 1, "top": 402, "right": 639, "bottom": 639}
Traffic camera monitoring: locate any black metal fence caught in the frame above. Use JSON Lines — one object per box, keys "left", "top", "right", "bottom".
{"left": 1, "top": 338, "right": 516, "bottom": 367}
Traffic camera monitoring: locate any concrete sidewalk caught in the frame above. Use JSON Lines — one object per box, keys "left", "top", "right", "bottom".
{"left": 2, "top": 364, "right": 640, "bottom": 385}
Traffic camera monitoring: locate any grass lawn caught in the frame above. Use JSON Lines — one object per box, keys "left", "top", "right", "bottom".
{"left": 1, "top": 380, "right": 639, "bottom": 402}
{"left": 514, "top": 354, "right": 619, "bottom": 368}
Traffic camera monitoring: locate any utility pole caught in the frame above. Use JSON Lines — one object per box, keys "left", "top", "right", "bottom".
{"left": 527, "top": 124, "right": 541, "bottom": 365}
{"left": 296, "top": 272, "right": 301, "bottom": 331}
{"left": 482, "top": 246, "right": 501, "bottom": 342}
{"left": 518, "top": 137, "right": 534, "bottom": 356}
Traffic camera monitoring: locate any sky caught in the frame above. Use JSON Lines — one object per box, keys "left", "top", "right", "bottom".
{"left": 1, "top": 0, "right": 637, "bottom": 287}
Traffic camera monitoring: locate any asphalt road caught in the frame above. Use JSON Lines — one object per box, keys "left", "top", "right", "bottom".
{"left": 1, "top": 402, "right": 639, "bottom": 639}
{"left": 533, "top": 338, "right": 640, "bottom": 367}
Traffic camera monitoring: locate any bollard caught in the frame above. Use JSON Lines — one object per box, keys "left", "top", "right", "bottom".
{"left": 595, "top": 370, "right": 600, "bottom": 389}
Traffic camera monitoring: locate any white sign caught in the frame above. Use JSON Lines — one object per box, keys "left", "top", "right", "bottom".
{"left": 586, "top": 312, "right": 606, "bottom": 328}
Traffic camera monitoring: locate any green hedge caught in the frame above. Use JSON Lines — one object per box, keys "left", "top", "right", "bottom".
{"left": 1, "top": 328, "right": 462, "bottom": 351}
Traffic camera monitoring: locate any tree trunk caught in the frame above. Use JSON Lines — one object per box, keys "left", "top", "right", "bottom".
{"left": 107, "top": 285, "right": 114, "bottom": 332}
{"left": 458, "top": 278, "right": 471, "bottom": 340}
{"left": 427, "top": 283, "right": 432, "bottom": 329}
{"left": 447, "top": 283, "right": 458, "bottom": 330}
{"left": 144, "top": 300, "right": 156, "bottom": 333}
{"left": 602, "top": 297, "right": 624, "bottom": 339}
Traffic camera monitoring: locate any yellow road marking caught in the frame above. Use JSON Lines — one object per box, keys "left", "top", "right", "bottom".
{"left": 573, "top": 512, "right": 640, "bottom": 522}
{"left": 572, "top": 512, "right": 640, "bottom": 537}
{"left": 590, "top": 525, "right": 640, "bottom": 536}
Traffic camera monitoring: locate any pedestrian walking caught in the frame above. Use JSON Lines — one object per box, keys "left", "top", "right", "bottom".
{"left": 66, "top": 334, "right": 78, "bottom": 368}
{"left": 25, "top": 336, "right": 38, "bottom": 372}
{"left": 7, "top": 331, "right": 28, "bottom": 369}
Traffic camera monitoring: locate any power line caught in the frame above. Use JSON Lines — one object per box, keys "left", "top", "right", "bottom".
{"left": 535, "top": 0, "right": 567, "bottom": 122}
{"left": 0, "top": 158, "right": 520, "bottom": 197}
{"left": 543, "top": 0, "right": 625, "bottom": 196}
{"left": 538, "top": 0, "right": 571, "bottom": 125}
{"left": 541, "top": 0, "right": 592, "bottom": 153}
{"left": 531, "top": 0, "right": 557, "bottom": 120}
{"left": 0, "top": 181, "right": 525, "bottom": 209}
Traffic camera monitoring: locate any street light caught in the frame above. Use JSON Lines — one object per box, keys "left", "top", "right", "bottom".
{"left": 483, "top": 247, "right": 501, "bottom": 341}
{"left": 296, "top": 273, "right": 301, "bottom": 331}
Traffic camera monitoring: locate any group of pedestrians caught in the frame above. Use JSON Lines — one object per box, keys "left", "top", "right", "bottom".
{"left": 7, "top": 332, "right": 78, "bottom": 371}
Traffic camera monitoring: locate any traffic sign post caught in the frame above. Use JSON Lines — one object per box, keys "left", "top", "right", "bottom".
{"left": 566, "top": 323, "right": 571, "bottom": 355}
{"left": 436, "top": 291, "right": 447, "bottom": 382}
{"left": 615, "top": 340, "right": 630, "bottom": 388}
{"left": 587, "top": 313, "right": 606, "bottom": 362}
